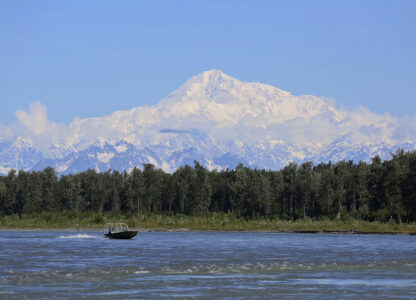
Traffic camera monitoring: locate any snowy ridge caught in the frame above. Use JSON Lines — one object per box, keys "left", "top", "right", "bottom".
{"left": 0, "top": 70, "right": 415, "bottom": 174}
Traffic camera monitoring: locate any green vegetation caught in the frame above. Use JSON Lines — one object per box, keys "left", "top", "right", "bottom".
{"left": 1, "top": 212, "right": 416, "bottom": 234}
{"left": 1, "top": 149, "right": 416, "bottom": 233}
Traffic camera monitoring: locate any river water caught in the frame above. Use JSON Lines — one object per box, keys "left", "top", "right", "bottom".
{"left": 0, "top": 231, "right": 416, "bottom": 299}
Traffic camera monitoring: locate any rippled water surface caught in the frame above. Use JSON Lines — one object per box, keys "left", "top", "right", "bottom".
{"left": 1, "top": 231, "right": 416, "bottom": 299}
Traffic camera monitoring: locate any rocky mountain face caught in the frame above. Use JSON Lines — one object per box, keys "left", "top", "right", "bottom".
{"left": 0, "top": 70, "right": 414, "bottom": 174}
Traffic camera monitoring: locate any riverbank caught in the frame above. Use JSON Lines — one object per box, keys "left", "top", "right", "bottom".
{"left": 1, "top": 212, "right": 416, "bottom": 234}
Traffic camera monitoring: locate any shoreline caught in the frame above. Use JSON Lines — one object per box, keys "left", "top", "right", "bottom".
{"left": 2, "top": 213, "right": 416, "bottom": 235}
{"left": 1, "top": 227, "right": 415, "bottom": 235}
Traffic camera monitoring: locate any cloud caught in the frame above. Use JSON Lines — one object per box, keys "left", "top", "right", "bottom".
{"left": 321, "top": 106, "right": 398, "bottom": 144}
{"left": 0, "top": 122, "right": 13, "bottom": 140}
{"left": 10, "top": 102, "right": 74, "bottom": 151}
{"left": 392, "top": 115, "right": 416, "bottom": 142}
{"left": 3, "top": 95, "right": 416, "bottom": 158}
{"left": 15, "top": 102, "right": 49, "bottom": 135}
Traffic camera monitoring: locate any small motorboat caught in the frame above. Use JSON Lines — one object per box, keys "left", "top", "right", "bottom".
{"left": 104, "top": 223, "right": 138, "bottom": 239}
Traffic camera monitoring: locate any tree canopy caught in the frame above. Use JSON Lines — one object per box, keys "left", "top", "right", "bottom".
{"left": 1, "top": 149, "right": 416, "bottom": 222}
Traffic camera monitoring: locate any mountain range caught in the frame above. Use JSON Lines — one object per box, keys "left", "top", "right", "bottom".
{"left": 0, "top": 70, "right": 415, "bottom": 174}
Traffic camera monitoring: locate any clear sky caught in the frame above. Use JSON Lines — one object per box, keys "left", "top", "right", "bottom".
{"left": 0, "top": 0, "right": 415, "bottom": 125}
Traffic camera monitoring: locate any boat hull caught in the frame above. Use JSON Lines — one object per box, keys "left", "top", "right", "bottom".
{"left": 104, "top": 231, "right": 138, "bottom": 239}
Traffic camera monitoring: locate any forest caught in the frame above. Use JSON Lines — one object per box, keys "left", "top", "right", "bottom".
{"left": 0, "top": 149, "right": 416, "bottom": 223}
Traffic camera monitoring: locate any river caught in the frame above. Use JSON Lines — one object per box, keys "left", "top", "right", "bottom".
{"left": 1, "top": 231, "right": 416, "bottom": 299}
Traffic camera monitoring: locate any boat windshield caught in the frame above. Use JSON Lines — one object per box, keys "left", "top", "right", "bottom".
{"left": 105, "top": 223, "right": 129, "bottom": 234}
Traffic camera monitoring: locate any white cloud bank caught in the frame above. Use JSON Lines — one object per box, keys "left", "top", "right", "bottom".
{"left": 0, "top": 70, "right": 415, "bottom": 155}
{"left": 1, "top": 102, "right": 72, "bottom": 152}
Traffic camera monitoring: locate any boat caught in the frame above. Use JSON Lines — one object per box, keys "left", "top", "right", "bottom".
{"left": 104, "top": 223, "right": 138, "bottom": 239}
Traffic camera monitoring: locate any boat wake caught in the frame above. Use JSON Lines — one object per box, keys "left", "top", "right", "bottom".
{"left": 57, "top": 234, "right": 103, "bottom": 239}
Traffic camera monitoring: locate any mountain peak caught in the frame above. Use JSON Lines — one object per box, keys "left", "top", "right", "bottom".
{"left": 156, "top": 69, "right": 341, "bottom": 127}
{"left": 195, "top": 69, "right": 234, "bottom": 82}
{"left": 187, "top": 70, "right": 238, "bottom": 91}
{"left": 165, "top": 70, "right": 240, "bottom": 100}
{"left": 166, "top": 69, "right": 292, "bottom": 102}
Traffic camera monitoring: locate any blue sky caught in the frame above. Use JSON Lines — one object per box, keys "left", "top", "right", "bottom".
{"left": 0, "top": 0, "right": 415, "bottom": 125}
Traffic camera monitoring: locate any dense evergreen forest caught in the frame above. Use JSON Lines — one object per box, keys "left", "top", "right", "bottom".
{"left": 1, "top": 149, "right": 416, "bottom": 222}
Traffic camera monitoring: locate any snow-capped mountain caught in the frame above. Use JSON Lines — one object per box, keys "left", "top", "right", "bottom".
{"left": 32, "top": 139, "right": 164, "bottom": 174}
{"left": 311, "top": 138, "right": 416, "bottom": 164}
{"left": 0, "top": 137, "right": 43, "bottom": 173}
{"left": 0, "top": 70, "right": 415, "bottom": 174}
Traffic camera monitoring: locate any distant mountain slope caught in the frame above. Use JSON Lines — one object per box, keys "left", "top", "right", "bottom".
{"left": 0, "top": 70, "right": 415, "bottom": 174}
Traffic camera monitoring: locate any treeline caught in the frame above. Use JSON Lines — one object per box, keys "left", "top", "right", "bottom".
{"left": 1, "top": 149, "right": 416, "bottom": 222}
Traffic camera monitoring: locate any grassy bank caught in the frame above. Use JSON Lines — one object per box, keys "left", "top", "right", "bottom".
{"left": 1, "top": 212, "right": 416, "bottom": 234}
